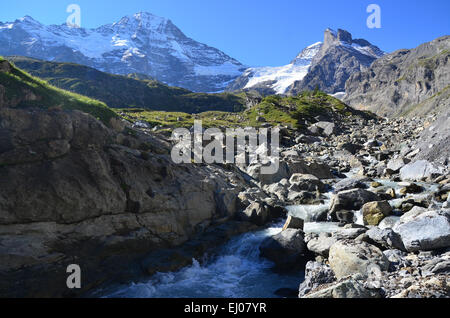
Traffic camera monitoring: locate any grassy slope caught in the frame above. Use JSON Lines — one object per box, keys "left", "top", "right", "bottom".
{"left": 6, "top": 56, "right": 245, "bottom": 114}
{"left": 120, "top": 91, "right": 376, "bottom": 130}
{"left": 0, "top": 57, "right": 118, "bottom": 124}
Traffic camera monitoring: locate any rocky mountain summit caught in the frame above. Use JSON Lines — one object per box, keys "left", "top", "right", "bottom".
{"left": 0, "top": 13, "right": 245, "bottom": 92}
{"left": 227, "top": 28, "right": 384, "bottom": 96}
{"left": 344, "top": 35, "right": 450, "bottom": 118}
{"left": 289, "top": 28, "right": 385, "bottom": 95}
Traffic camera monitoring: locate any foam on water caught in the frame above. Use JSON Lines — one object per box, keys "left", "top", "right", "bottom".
{"left": 104, "top": 222, "right": 303, "bottom": 298}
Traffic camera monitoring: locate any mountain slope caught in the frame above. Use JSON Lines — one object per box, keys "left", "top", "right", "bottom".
{"left": 288, "top": 29, "right": 385, "bottom": 95}
{"left": 6, "top": 56, "right": 245, "bottom": 113}
{"left": 0, "top": 57, "right": 117, "bottom": 124}
{"left": 344, "top": 35, "right": 450, "bottom": 117}
{"left": 0, "top": 13, "right": 245, "bottom": 93}
{"left": 226, "top": 42, "right": 322, "bottom": 95}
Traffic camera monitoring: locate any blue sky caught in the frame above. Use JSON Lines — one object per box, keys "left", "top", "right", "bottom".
{"left": 1, "top": 0, "right": 449, "bottom": 66}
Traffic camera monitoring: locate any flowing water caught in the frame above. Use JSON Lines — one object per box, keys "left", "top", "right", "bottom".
{"left": 104, "top": 222, "right": 302, "bottom": 298}
{"left": 100, "top": 176, "right": 442, "bottom": 298}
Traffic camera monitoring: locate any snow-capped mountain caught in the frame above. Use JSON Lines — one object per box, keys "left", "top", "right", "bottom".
{"left": 228, "top": 28, "right": 385, "bottom": 96}
{"left": 0, "top": 13, "right": 246, "bottom": 92}
{"left": 226, "top": 42, "right": 322, "bottom": 95}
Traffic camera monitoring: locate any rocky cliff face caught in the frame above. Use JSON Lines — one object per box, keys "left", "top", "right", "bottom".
{"left": 344, "top": 36, "right": 450, "bottom": 118}
{"left": 0, "top": 13, "right": 245, "bottom": 92}
{"left": 288, "top": 29, "right": 384, "bottom": 95}
{"left": 0, "top": 105, "right": 257, "bottom": 297}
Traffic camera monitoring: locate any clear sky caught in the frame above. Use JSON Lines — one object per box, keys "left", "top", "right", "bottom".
{"left": 1, "top": 0, "right": 449, "bottom": 67}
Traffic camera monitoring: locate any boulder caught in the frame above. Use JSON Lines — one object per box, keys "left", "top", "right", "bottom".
{"left": 333, "top": 177, "right": 369, "bottom": 192}
{"left": 400, "top": 160, "right": 444, "bottom": 181}
{"left": 338, "top": 142, "right": 363, "bottom": 155}
{"left": 399, "top": 183, "right": 424, "bottom": 195}
{"left": 378, "top": 216, "right": 400, "bottom": 229}
{"left": 282, "top": 215, "right": 304, "bottom": 231}
{"left": 303, "top": 277, "right": 381, "bottom": 298}
{"left": 362, "top": 201, "right": 393, "bottom": 226}
{"left": 238, "top": 202, "right": 271, "bottom": 226}
{"left": 332, "top": 227, "right": 367, "bottom": 240}
{"left": 366, "top": 227, "right": 405, "bottom": 251}
{"left": 298, "top": 261, "right": 336, "bottom": 297}
{"left": 289, "top": 174, "right": 325, "bottom": 192}
{"left": 387, "top": 157, "right": 411, "bottom": 173}
{"left": 394, "top": 210, "right": 450, "bottom": 252}
{"left": 308, "top": 121, "right": 339, "bottom": 137}
{"left": 287, "top": 160, "right": 333, "bottom": 179}
{"left": 328, "top": 240, "right": 390, "bottom": 279}
{"left": 329, "top": 189, "right": 381, "bottom": 221}
{"left": 307, "top": 233, "right": 337, "bottom": 257}
{"left": 259, "top": 229, "right": 308, "bottom": 270}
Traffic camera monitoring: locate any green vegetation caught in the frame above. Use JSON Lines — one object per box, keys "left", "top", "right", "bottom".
{"left": 6, "top": 56, "right": 245, "bottom": 114}
{"left": 119, "top": 90, "right": 373, "bottom": 131}
{"left": 0, "top": 57, "right": 117, "bottom": 124}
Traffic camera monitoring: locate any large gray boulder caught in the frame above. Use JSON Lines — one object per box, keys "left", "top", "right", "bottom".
{"left": 287, "top": 160, "right": 334, "bottom": 180}
{"left": 394, "top": 210, "right": 450, "bottom": 252}
{"left": 366, "top": 227, "right": 405, "bottom": 251}
{"left": 400, "top": 160, "right": 445, "bottom": 181}
{"left": 333, "top": 177, "right": 369, "bottom": 192}
{"left": 329, "top": 189, "right": 381, "bottom": 220}
{"left": 328, "top": 240, "right": 390, "bottom": 279}
{"left": 289, "top": 174, "right": 326, "bottom": 192}
{"left": 308, "top": 121, "right": 339, "bottom": 137}
{"left": 307, "top": 233, "right": 337, "bottom": 257}
{"left": 259, "top": 229, "right": 308, "bottom": 270}
{"left": 387, "top": 157, "right": 411, "bottom": 173}
{"left": 238, "top": 202, "right": 271, "bottom": 226}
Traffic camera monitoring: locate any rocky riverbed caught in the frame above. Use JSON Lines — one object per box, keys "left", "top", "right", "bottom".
{"left": 234, "top": 114, "right": 450, "bottom": 298}
{"left": 0, "top": 101, "right": 449, "bottom": 298}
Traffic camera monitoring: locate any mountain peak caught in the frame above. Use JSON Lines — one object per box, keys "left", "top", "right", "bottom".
{"left": 324, "top": 28, "right": 353, "bottom": 46}
{"left": 114, "top": 12, "right": 169, "bottom": 27}
{"left": 16, "top": 15, "right": 41, "bottom": 25}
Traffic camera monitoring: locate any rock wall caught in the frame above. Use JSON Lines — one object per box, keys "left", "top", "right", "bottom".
{"left": 0, "top": 107, "right": 252, "bottom": 297}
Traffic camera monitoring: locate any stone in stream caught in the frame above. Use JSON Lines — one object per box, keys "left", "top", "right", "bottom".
{"left": 328, "top": 188, "right": 381, "bottom": 221}
{"left": 335, "top": 210, "right": 355, "bottom": 224}
{"left": 282, "top": 215, "right": 304, "bottom": 231}
{"left": 386, "top": 188, "right": 396, "bottom": 199}
{"left": 238, "top": 202, "right": 272, "bottom": 226}
{"left": 333, "top": 177, "right": 369, "bottom": 193}
{"left": 362, "top": 201, "right": 393, "bottom": 226}
{"left": 259, "top": 229, "right": 309, "bottom": 270}
{"left": 394, "top": 209, "right": 450, "bottom": 252}
{"left": 328, "top": 240, "right": 390, "bottom": 280}
{"left": 399, "top": 183, "right": 424, "bottom": 195}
